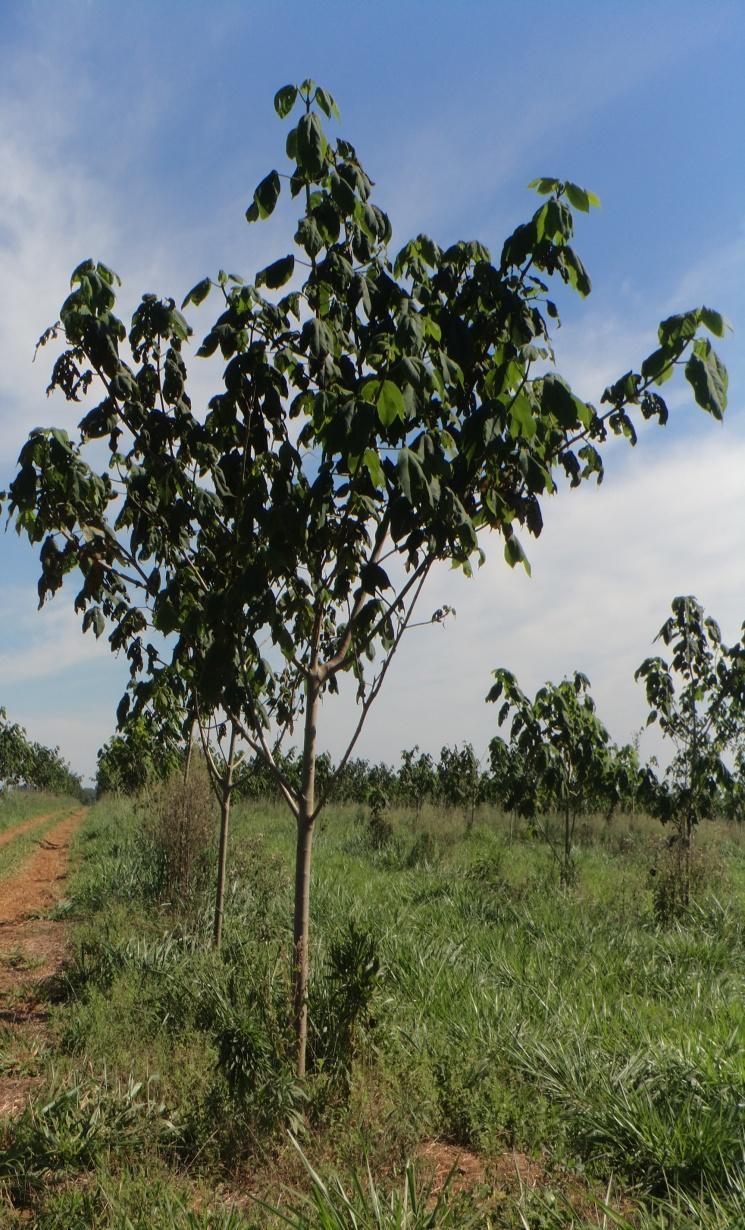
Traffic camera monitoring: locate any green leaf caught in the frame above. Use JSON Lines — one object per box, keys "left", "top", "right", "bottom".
{"left": 314, "top": 86, "right": 340, "bottom": 119}
{"left": 700, "top": 306, "right": 729, "bottom": 338}
{"left": 97, "top": 262, "right": 121, "bottom": 287}
{"left": 181, "top": 277, "right": 212, "bottom": 310}
{"left": 528, "top": 177, "right": 561, "bottom": 196}
{"left": 302, "top": 317, "right": 334, "bottom": 357}
{"left": 377, "top": 380, "right": 406, "bottom": 427}
{"left": 274, "top": 84, "right": 298, "bottom": 118}
{"left": 504, "top": 534, "right": 531, "bottom": 576}
{"left": 564, "top": 181, "right": 600, "bottom": 212}
{"left": 640, "top": 346, "right": 674, "bottom": 385}
{"left": 246, "top": 170, "right": 281, "bottom": 223}
{"left": 685, "top": 338, "right": 728, "bottom": 420}
{"left": 542, "top": 374, "right": 588, "bottom": 429}
{"left": 362, "top": 447, "right": 385, "bottom": 488}
{"left": 658, "top": 311, "right": 698, "bottom": 348}
{"left": 396, "top": 447, "right": 422, "bottom": 502}
{"left": 256, "top": 254, "right": 295, "bottom": 290}
{"left": 559, "top": 247, "right": 591, "bottom": 297}
{"left": 509, "top": 393, "right": 536, "bottom": 440}
{"left": 169, "top": 308, "right": 191, "bottom": 342}
{"left": 295, "top": 217, "right": 324, "bottom": 259}
{"left": 360, "top": 561, "right": 391, "bottom": 593}
{"left": 296, "top": 113, "right": 327, "bottom": 177}
{"left": 564, "top": 182, "right": 590, "bottom": 212}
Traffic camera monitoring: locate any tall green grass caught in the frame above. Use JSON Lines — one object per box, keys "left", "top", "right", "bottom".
{"left": 0, "top": 791, "right": 68, "bottom": 837}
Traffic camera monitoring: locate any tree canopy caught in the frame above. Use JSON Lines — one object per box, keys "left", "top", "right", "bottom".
{"left": 2, "top": 78, "right": 730, "bottom": 1069}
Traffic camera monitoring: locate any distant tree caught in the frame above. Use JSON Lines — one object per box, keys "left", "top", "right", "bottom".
{"left": 437, "top": 742, "right": 481, "bottom": 826}
{"left": 0, "top": 708, "right": 31, "bottom": 788}
{"left": 398, "top": 745, "right": 437, "bottom": 818}
{"left": 1, "top": 707, "right": 80, "bottom": 796}
{"left": 488, "top": 670, "right": 614, "bottom": 885}
{"left": 636, "top": 596, "right": 745, "bottom": 905}
{"left": 96, "top": 711, "right": 182, "bottom": 795}
{"left": 4, "top": 79, "right": 729, "bottom": 1072}
{"left": 485, "top": 734, "right": 530, "bottom": 835}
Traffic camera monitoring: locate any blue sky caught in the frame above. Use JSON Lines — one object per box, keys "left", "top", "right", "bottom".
{"left": 1, "top": 1, "right": 743, "bottom": 782}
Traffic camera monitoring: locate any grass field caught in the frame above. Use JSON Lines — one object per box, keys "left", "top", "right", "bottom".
{"left": 0, "top": 791, "right": 68, "bottom": 839}
{"left": 1, "top": 793, "right": 744, "bottom": 1227}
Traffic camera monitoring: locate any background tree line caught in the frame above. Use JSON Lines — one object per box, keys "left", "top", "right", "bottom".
{"left": 0, "top": 706, "right": 82, "bottom": 797}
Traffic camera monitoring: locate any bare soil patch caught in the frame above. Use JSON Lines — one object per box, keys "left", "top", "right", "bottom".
{"left": 0, "top": 807, "right": 84, "bottom": 1117}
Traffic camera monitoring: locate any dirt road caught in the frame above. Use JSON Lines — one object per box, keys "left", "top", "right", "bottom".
{"left": 0, "top": 806, "right": 85, "bottom": 1116}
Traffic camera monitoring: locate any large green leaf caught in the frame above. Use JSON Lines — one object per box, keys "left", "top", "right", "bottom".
{"left": 700, "top": 306, "right": 729, "bottom": 338}
{"left": 685, "top": 338, "right": 728, "bottom": 419}
{"left": 373, "top": 380, "right": 406, "bottom": 427}
{"left": 503, "top": 534, "right": 531, "bottom": 576}
{"left": 181, "top": 277, "right": 212, "bottom": 310}
{"left": 564, "top": 181, "right": 600, "bottom": 212}
{"left": 314, "top": 86, "right": 340, "bottom": 119}
{"left": 296, "top": 113, "right": 327, "bottom": 177}
{"left": 274, "top": 84, "right": 298, "bottom": 118}
{"left": 246, "top": 170, "right": 281, "bottom": 222}
{"left": 542, "top": 374, "right": 590, "bottom": 428}
{"left": 256, "top": 255, "right": 295, "bottom": 290}
{"left": 640, "top": 346, "right": 674, "bottom": 385}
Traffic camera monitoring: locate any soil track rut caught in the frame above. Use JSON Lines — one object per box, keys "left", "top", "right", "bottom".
{"left": 0, "top": 806, "right": 85, "bottom": 1116}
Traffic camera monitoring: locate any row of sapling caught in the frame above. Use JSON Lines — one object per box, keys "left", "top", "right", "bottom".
{"left": 0, "top": 706, "right": 81, "bottom": 796}
{"left": 488, "top": 594, "right": 745, "bottom": 897}
{"left": 2, "top": 78, "right": 730, "bottom": 1075}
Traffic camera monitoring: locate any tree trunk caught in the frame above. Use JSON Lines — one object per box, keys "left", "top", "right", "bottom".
{"left": 682, "top": 808, "right": 693, "bottom": 908}
{"left": 293, "top": 674, "right": 320, "bottom": 1078}
{"left": 293, "top": 811, "right": 315, "bottom": 1078}
{"left": 212, "top": 725, "right": 236, "bottom": 950}
{"left": 183, "top": 716, "right": 195, "bottom": 785}
{"left": 563, "top": 800, "right": 571, "bottom": 887}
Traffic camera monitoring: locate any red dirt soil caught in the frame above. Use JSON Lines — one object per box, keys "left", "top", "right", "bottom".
{"left": 0, "top": 807, "right": 85, "bottom": 1117}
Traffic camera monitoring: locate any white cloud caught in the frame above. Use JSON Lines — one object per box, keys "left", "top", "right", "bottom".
{"left": 317, "top": 431, "right": 745, "bottom": 768}
{"left": 0, "top": 598, "right": 113, "bottom": 687}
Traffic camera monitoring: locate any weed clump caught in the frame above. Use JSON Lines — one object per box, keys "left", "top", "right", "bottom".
{"left": 140, "top": 763, "right": 215, "bottom": 904}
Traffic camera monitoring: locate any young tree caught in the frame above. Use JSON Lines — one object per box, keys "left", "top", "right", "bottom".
{"left": 96, "top": 710, "right": 183, "bottom": 795}
{"left": 398, "top": 745, "right": 437, "bottom": 819}
{"left": 487, "top": 670, "right": 614, "bottom": 884}
{"left": 1, "top": 708, "right": 80, "bottom": 796}
{"left": 636, "top": 596, "right": 745, "bottom": 905}
{"left": 437, "top": 742, "right": 481, "bottom": 827}
{"left": 485, "top": 735, "right": 530, "bottom": 837}
{"left": 3, "top": 80, "right": 729, "bottom": 1072}
{"left": 0, "top": 708, "right": 31, "bottom": 790}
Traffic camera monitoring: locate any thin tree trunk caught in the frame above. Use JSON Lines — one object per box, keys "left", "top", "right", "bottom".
{"left": 563, "top": 800, "right": 571, "bottom": 887}
{"left": 293, "top": 674, "right": 320, "bottom": 1078}
{"left": 212, "top": 725, "right": 236, "bottom": 950}
{"left": 683, "top": 809, "right": 693, "bottom": 908}
{"left": 183, "top": 716, "right": 196, "bottom": 785}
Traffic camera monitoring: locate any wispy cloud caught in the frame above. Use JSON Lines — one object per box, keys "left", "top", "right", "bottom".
{"left": 0, "top": 598, "right": 113, "bottom": 687}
